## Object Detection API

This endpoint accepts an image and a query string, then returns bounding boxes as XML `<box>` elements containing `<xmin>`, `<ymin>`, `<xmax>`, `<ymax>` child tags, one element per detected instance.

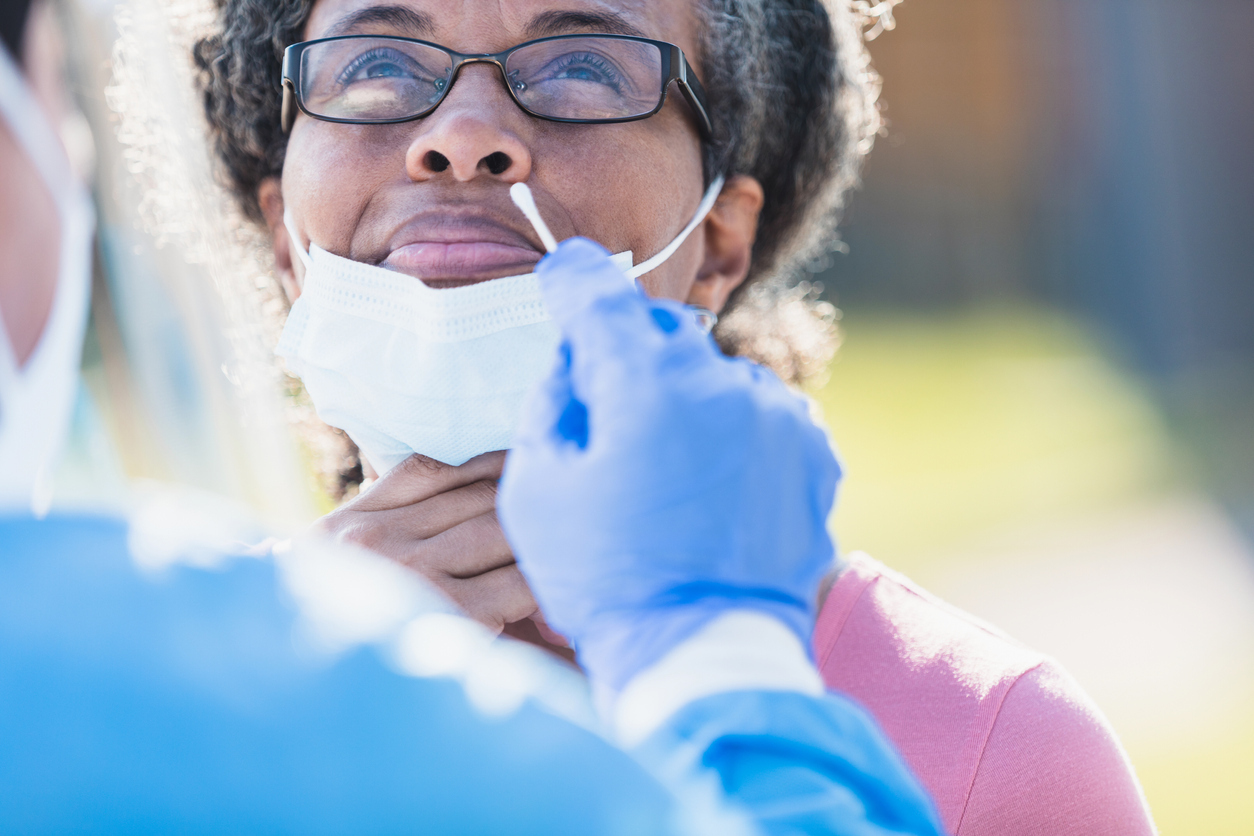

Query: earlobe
<box><xmin>687</xmin><ymin>175</ymin><xmax>764</xmax><ymax>314</ymax></box>
<box><xmin>257</xmin><ymin>177</ymin><xmax>302</xmax><ymax>303</ymax></box>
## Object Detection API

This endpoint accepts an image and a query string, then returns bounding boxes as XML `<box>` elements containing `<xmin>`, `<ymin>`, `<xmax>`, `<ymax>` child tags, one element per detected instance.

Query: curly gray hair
<box><xmin>193</xmin><ymin>1</ymin><xmax>884</xmax><ymax>381</ymax></box>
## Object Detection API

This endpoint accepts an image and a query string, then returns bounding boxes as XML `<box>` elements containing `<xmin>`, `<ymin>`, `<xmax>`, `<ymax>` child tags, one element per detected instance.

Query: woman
<box><xmin>193</xmin><ymin>1</ymin><xmax>1156</xmax><ymax>833</ymax></box>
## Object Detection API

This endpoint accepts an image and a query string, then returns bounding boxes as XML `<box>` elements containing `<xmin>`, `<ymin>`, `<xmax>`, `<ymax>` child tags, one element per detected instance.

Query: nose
<box><xmin>405</xmin><ymin>63</ymin><xmax>532</xmax><ymax>184</ymax></box>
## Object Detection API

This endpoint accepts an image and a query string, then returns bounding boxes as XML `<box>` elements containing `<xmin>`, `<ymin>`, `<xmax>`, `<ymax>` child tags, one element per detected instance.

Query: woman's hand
<box><xmin>312</xmin><ymin>451</ymin><xmax>538</xmax><ymax>634</ymax></box>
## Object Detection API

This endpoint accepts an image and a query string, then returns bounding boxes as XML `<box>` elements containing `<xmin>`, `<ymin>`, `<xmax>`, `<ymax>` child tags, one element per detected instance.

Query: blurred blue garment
<box><xmin>0</xmin><ymin>513</ymin><xmax>675</xmax><ymax>834</ymax></box>
<box><xmin>0</xmin><ymin>512</ymin><xmax>940</xmax><ymax>835</ymax></box>
<box><xmin>648</xmin><ymin>692</ymin><xmax>944</xmax><ymax>836</ymax></box>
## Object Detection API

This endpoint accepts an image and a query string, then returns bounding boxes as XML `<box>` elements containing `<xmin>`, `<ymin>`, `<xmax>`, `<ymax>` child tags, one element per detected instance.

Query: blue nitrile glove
<box><xmin>497</xmin><ymin>238</ymin><xmax>842</xmax><ymax>692</ymax></box>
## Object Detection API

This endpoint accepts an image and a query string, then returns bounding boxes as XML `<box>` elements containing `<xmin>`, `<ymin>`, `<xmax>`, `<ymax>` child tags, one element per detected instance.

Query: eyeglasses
<box><xmin>281</xmin><ymin>34</ymin><xmax>712</xmax><ymax>138</ymax></box>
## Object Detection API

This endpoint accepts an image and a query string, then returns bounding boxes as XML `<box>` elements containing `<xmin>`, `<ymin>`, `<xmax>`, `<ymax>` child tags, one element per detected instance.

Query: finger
<box><xmin>418</xmin><ymin>511</ymin><xmax>516</xmax><ymax>579</ymax></box>
<box><xmin>537</xmin><ymin>238</ymin><xmax>662</xmax><ymax>362</ymax></box>
<box><xmin>536</xmin><ymin>238</ymin><xmax>664</xmax><ymax>412</ymax></box>
<box><xmin>379</xmin><ymin>479</ymin><xmax>500</xmax><ymax>542</ymax></box>
<box><xmin>512</xmin><ymin>343</ymin><xmax>587</xmax><ymax>450</ymax></box>
<box><xmin>445</xmin><ymin>564</ymin><xmax>539</xmax><ymax>633</ymax></box>
<box><xmin>315</xmin><ymin>479</ymin><xmax>500</xmax><ymax>563</ymax></box>
<box><xmin>349</xmin><ymin>450</ymin><xmax>507</xmax><ymax>512</ymax></box>
<box><xmin>536</xmin><ymin>237</ymin><xmax>637</xmax><ymax>326</ymax></box>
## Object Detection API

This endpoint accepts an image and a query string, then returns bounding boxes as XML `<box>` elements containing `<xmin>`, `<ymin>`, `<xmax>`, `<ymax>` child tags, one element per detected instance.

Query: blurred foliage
<box><xmin>1135</xmin><ymin>692</ymin><xmax>1254</xmax><ymax>836</ymax></box>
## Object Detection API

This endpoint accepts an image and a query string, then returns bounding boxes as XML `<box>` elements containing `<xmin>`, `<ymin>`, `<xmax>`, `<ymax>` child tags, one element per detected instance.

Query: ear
<box><xmin>686</xmin><ymin>174</ymin><xmax>764</xmax><ymax>314</ymax></box>
<box><xmin>258</xmin><ymin>177</ymin><xmax>302</xmax><ymax>303</ymax></box>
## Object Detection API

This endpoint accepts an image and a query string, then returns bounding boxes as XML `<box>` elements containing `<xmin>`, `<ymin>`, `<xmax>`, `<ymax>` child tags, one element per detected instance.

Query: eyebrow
<box><xmin>524</xmin><ymin>10</ymin><xmax>648</xmax><ymax>39</ymax></box>
<box><xmin>324</xmin><ymin>6</ymin><xmax>435</xmax><ymax>39</ymax></box>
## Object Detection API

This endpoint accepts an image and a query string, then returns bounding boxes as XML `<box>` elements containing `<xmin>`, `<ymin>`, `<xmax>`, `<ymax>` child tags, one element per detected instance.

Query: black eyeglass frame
<box><xmin>280</xmin><ymin>33</ymin><xmax>713</xmax><ymax>138</ymax></box>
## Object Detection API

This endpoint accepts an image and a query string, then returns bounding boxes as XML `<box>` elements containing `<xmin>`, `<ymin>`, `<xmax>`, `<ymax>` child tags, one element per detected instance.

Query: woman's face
<box><xmin>270</xmin><ymin>0</ymin><xmax>762</xmax><ymax>307</ymax></box>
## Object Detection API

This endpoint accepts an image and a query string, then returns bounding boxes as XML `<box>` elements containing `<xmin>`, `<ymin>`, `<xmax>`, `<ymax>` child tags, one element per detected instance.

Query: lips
<box><xmin>381</xmin><ymin>214</ymin><xmax>545</xmax><ymax>288</ymax></box>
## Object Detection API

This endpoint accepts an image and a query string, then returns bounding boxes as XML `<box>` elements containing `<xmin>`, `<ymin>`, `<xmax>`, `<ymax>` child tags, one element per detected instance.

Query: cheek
<box><xmin>282</xmin><ymin>123</ymin><xmax>396</xmax><ymax>252</ymax></box>
<box><xmin>637</xmin><ymin>245</ymin><xmax>702</xmax><ymax>302</ymax></box>
<box><xmin>539</xmin><ymin>121</ymin><xmax>703</xmax><ymax>278</ymax></box>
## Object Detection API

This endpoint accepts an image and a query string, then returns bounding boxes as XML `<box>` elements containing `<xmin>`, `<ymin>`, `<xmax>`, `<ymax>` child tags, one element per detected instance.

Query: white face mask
<box><xmin>0</xmin><ymin>46</ymin><xmax>95</xmax><ymax>514</ymax></box>
<box><xmin>277</xmin><ymin>177</ymin><xmax>724</xmax><ymax>474</ymax></box>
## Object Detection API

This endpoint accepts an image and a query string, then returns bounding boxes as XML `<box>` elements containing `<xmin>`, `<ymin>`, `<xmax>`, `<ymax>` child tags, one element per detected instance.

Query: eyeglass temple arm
<box><xmin>281</xmin><ymin>46</ymin><xmax>299</xmax><ymax>134</ymax></box>
<box><xmin>281</xmin><ymin>80</ymin><xmax>297</xmax><ymax>133</ymax></box>
<box><xmin>675</xmin><ymin>53</ymin><xmax>713</xmax><ymax>139</ymax></box>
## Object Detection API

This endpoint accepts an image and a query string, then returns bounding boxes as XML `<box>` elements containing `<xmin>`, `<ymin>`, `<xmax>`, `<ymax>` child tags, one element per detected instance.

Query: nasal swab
<box><xmin>509</xmin><ymin>183</ymin><xmax>559</xmax><ymax>254</ymax></box>
<box><xmin>509</xmin><ymin>174</ymin><xmax>727</xmax><ymax>280</ymax></box>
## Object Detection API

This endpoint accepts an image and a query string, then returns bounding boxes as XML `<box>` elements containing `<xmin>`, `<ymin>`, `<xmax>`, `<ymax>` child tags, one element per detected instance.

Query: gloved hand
<box><xmin>497</xmin><ymin>238</ymin><xmax>841</xmax><ymax>692</ymax></box>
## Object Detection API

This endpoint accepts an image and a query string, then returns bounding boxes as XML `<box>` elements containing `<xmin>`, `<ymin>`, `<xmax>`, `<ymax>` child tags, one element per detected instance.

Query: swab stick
<box><xmin>509</xmin><ymin>183</ymin><xmax>559</xmax><ymax>254</ymax></box>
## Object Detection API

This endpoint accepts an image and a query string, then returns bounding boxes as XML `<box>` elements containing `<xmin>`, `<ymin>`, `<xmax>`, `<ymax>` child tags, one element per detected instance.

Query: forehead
<box><xmin>304</xmin><ymin>0</ymin><xmax>701</xmax><ymax>65</ymax></box>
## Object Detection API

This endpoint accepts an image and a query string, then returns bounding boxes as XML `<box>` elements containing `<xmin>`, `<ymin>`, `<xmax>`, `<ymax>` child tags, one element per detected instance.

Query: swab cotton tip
<box><xmin>509</xmin><ymin>182</ymin><xmax>559</xmax><ymax>254</ymax></box>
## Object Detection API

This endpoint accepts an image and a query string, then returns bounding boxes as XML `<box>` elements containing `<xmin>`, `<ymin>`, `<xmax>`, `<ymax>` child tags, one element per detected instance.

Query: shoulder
<box><xmin>814</xmin><ymin>554</ymin><xmax>1152</xmax><ymax>833</ymax></box>
<box><xmin>815</xmin><ymin>553</ymin><xmax>1045</xmax><ymax>695</ymax></box>
<box><xmin>0</xmin><ymin>510</ymin><xmax>275</xmax><ymax>632</ymax></box>
<box><xmin>1</xmin><ymin>512</ymin><xmax>130</xmax><ymax>559</ymax></box>
<box><xmin>0</xmin><ymin>510</ymin><xmax>300</xmax><ymax>694</ymax></box>
<box><xmin>959</xmin><ymin>660</ymin><xmax>1156</xmax><ymax>835</ymax></box>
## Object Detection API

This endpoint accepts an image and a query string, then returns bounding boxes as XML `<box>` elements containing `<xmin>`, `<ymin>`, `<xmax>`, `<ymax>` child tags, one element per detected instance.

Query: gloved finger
<box><xmin>536</xmin><ymin>238</ymin><xmax>664</xmax><ymax>396</ymax></box>
<box><xmin>447</xmin><ymin>564</ymin><xmax>540</xmax><ymax>633</ymax></box>
<box><xmin>644</xmin><ymin>298</ymin><xmax>724</xmax><ymax>368</ymax></box>
<box><xmin>534</xmin><ymin>238</ymin><xmax>662</xmax><ymax>360</ymax></box>
<box><xmin>536</xmin><ymin>237</ymin><xmax>643</xmax><ymax>333</ymax></box>
<box><xmin>511</xmin><ymin>342</ymin><xmax>588</xmax><ymax>451</ymax></box>
<box><xmin>339</xmin><ymin>450</ymin><xmax>506</xmax><ymax>512</ymax></box>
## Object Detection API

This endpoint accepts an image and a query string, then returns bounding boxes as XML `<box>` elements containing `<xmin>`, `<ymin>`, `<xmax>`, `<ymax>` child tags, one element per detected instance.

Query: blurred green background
<box><xmin>810</xmin><ymin>2</ymin><xmax>1254</xmax><ymax>832</ymax></box>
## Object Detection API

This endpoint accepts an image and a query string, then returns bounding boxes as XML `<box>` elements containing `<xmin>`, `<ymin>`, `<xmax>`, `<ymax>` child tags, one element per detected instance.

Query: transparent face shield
<box><xmin>0</xmin><ymin>40</ymin><xmax>94</xmax><ymax>514</ymax></box>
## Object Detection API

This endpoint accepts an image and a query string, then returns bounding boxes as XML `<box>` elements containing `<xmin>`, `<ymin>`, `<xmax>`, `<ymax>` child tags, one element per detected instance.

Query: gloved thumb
<box><xmin>536</xmin><ymin>238</ymin><xmax>663</xmax><ymax>410</ymax></box>
<box><xmin>536</xmin><ymin>238</ymin><xmax>631</xmax><ymax>316</ymax></box>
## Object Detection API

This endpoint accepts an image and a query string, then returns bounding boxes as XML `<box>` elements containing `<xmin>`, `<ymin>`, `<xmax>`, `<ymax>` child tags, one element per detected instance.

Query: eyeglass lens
<box><xmin>299</xmin><ymin>36</ymin><xmax>666</xmax><ymax>123</ymax></box>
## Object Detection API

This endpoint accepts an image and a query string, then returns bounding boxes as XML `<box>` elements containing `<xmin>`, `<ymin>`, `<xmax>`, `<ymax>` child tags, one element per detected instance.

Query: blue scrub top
<box><xmin>0</xmin><ymin>513</ymin><xmax>942</xmax><ymax>835</ymax></box>
<box><xmin>0</xmin><ymin>513</ymin><xmax>679</xmax><ymax>834</ymax></box>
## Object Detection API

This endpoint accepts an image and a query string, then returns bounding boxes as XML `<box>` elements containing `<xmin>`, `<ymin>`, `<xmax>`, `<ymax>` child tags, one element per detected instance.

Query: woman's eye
<box><xmin>360</xmin><ymin>60</ymin><xmax>409</xmax><ymax>80</ymax></box>
<box><xmin>544</xmin><ymin>53</ymin><xmax>623</xmax><ymax>89</ymax></box>
<box><xmin>557</xmin><ymin>64</ymin><xmax>607</xmax><ymax>83</ymax></box>
<box><xmin>339</xmin><ymin>48</ymin><xmax>437</xmax><ymax>86</ymax></box>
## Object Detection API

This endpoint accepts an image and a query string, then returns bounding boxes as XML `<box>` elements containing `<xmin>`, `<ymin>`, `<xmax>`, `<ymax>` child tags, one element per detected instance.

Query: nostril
<box><xmin>425</xmin><ymin>151</ymin><xmax>450</xmax><ymax>172</ymax></box>
<box><xmin>483</xmin><ymin>152</ymin><xmax>511</xmax><ymax>175</ymax></box>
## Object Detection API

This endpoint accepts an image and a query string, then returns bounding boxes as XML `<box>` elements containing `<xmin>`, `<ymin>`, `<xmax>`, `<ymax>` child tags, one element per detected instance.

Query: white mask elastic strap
<box><xmin>0</xmin><ymin>47</ymin><xmax>75</xmax><ymax>215</ymax></box>
<box><xmin>0</xmin><ymin>301</ymin><xmax>18</xmax><ymax>394</ymax></box>
<box><xmin>510</xmin><ymin>176</ymin><xmax>727</xmax><ymax>281</ymax></box>
<box><xmin>0</xmin><ymin>48</ymin><xmax>53</xmax><ymax>387</ymax></box>
<box><xmin>284</xmin><ymin>209</ymin><xmax>314</xmax><ymax>271</ymax></box>
<box><xmin>625</xmin><ymin>174</ymin><xmax>725</xmax><ymax>280</ymax></box>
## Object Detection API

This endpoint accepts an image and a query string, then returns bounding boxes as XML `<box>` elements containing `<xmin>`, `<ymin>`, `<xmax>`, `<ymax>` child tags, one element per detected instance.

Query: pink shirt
<box><xmin>814</xmin><ymin>553</ymin><xmax>1156</xmax><ymax>835</ymax></box>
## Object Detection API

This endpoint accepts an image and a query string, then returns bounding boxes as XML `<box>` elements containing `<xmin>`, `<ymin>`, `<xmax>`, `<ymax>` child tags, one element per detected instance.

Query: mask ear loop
<box><xmin>510</xmin><ymin>175</ymin><xmax>727</xmax><ymax>281</ymax></box>
<box><xmin>283</xmin><ymin>210</ymin><xmax>314</xmax><ymax>272</ymax></box>
<box><xmin>624</xmin><ymin>174</ymin><xmax>725</xmax><ymax>280</ymax></box>
<box><xmin>510</xmin><ymin>179</ymin><xmax>726</xmax><ymax>334</ymax></box>
<box><xmin>0</xmin><ymin>46</ymin><xmax>70</xmax><ymax>395</ymax></box>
